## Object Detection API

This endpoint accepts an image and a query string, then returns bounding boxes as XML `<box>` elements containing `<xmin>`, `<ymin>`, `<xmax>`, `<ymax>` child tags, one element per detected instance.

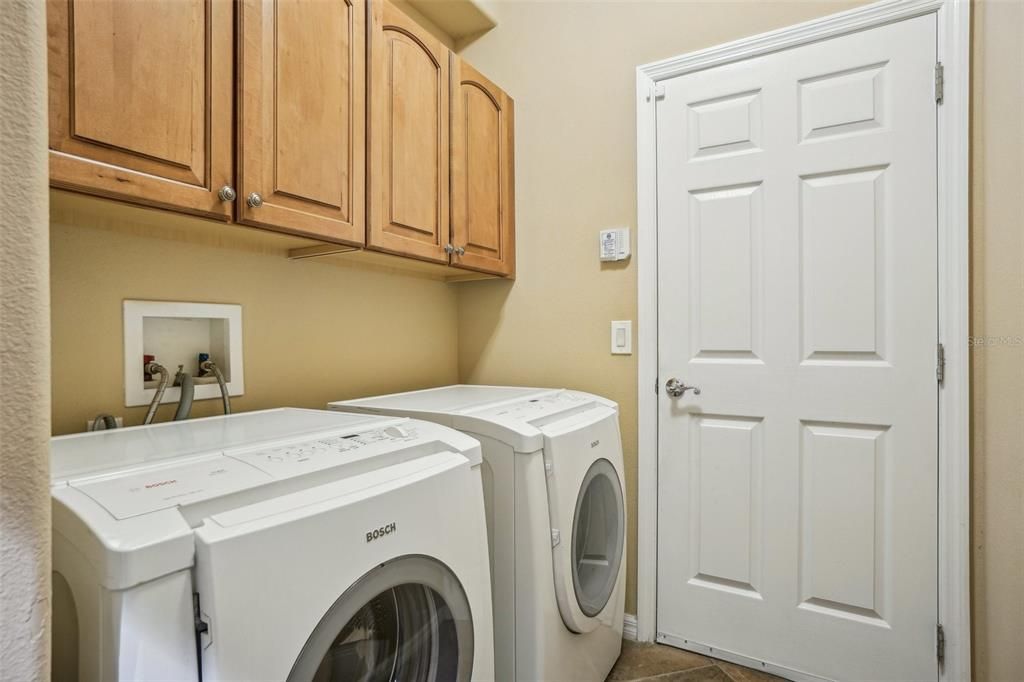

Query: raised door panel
<box><xmin>450</xmin><ymin>56</ymin><xmax>515</xmax><ymax>277</ymax></box>
<box><xmin>238</xmin><ymin>0</ymin><xmax>365</xmax><ymax>245</ymax></box>
<box><xmin>47</xmin><ymin>0</ymin><xmax>232</xmax><ymax>219</ymax></box>
<box><xmin>368</xmin><ymin>0</ymin><xmax>449</xmax><ymax>263</ymax></box>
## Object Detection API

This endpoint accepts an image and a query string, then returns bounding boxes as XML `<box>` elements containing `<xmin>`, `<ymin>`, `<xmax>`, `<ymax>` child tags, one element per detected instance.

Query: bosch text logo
<box><xmin>366</xmin><ymin>522</ymin><xmax>397</xmax><ymax>543</ymax></box>
<box><xmin>144</xmin><ymin>479</ymin><xmax>177</xmax><ymax>489</ymax></box>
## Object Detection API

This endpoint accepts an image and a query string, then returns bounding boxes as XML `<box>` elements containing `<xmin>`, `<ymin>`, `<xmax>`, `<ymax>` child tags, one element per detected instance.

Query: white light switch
<box><xmin>611</xmin><ymin>321</ymin><xmax>632</xmax><ymax>355</ymax></box>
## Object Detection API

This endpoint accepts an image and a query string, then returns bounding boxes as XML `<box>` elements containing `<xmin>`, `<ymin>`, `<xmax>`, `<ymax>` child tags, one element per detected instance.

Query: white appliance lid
<box><xmin>332</xmin><ymin>385</ymin><xmax>619</xmax><ymax>453</ymax></box>
<box><xmin>51</xmin><ymin>408</ymin><xmax>382</xmax><ymax>481</ymax></box>
<box><xmin>339</xmin><ymin>385</ymin><xmax>550</xmax><ymax>414</ymax></box>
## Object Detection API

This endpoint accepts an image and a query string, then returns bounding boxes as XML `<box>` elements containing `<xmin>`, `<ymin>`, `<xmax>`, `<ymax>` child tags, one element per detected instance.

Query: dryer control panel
<box><xmin>469</xmin><ymin>390</ymin><xmax>590</xmax><ymax>421</ymax></box>
<box><xmin>451</xmin><ymin>389</ymin><xmax>619</xmax><ymax>454</ymax></box>
<box><xmin>470</xmin><ymin>390</ymin><xmax>609</xmax><ymax>432</ymax></box>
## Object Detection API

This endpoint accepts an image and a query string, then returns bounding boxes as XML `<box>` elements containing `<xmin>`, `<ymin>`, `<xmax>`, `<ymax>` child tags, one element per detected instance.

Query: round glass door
<box><xmin>571</xmin><ymin>458</ymin><xmax>625</xmax><ymax>617</ymax></box>
<box><xmin>288</xmin><ymin>556</ymin><xmax>474</xmax><ymax>682</ymax></box>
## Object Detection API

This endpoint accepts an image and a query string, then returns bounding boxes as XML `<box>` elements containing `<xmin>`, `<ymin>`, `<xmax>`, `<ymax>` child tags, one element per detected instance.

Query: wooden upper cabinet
<box><xmin>367</xmin><ymin>0</ymin><xmax>450</xmax><ymax>263</ymax></box>
<box><xmin>238</xmin><ymin>0</ymin><xmax>365</xmax><ymax>245</ymax></box>
<box><xmin>47</xmin><ymin>0</ymin><xmax>233</xmax><ymax>219</ymax></box>
<box><xmin>49</xmin><ymin>0</ymin><xmax>516</xmax><ymax>278</ymax></box>
<box><xmin>450</xmin><ymin>56</ymin><xmax>515</xmax><ymax>277</ymax></box>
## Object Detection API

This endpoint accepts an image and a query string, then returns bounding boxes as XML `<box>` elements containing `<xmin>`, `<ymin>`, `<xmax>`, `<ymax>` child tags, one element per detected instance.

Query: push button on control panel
<box><xmin>384</xmin><ymin>425</ymin><xmax>412</xmax><ymax>439</ymax></box>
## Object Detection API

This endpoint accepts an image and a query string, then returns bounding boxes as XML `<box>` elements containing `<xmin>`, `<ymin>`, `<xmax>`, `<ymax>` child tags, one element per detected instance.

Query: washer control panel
<box><xmin>71</xmin><ymin>457</ymin><xmax>273</xmax><ymax>520</ymax></box>
<box><xmin>69</xmin><ymin>421</ymin><xmax>424</xmax><ymax>519</ymax></box>
<box><xmin>228</xmin><ymin>424</ymin><xmax>420</xmax><ymax>478</ymax></box>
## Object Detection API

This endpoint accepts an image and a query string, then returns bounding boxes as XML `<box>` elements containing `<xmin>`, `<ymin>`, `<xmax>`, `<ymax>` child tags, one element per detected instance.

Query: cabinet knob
<box><xmin>444</xmin><ymin>243</ymin><xmax>455</xmax><ymax>255</ymax></box>
<box><xmin>217</xmin><ymin>185</ymin><xmax>237</xmax><ymax>202</ymax></box>
<box><xmin>247</xmin><ymin>192</ymin><xmax>263</xmax><ymax>208</ymax></box>
<box><xmin>455</xmin><ymin>246</ymin><xmax>466</xmax><ymax>256</ymax></box>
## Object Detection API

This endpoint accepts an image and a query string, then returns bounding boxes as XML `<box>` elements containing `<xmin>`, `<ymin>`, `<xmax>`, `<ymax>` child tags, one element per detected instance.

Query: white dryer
<box><xmin>51</xmin><ymin>408</ymin><xmax>494</xmax><ymax>682</ymax></box>
<box><xmin>331</xmin><ymin>386</ymin><xmax>626</xmax><ymax>682</ymax></box>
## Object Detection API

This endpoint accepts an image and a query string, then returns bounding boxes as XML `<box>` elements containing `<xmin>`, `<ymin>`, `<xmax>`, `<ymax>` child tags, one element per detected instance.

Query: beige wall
<box><xmin>455</xmin><ymin>0</ymin><xmax>866</xmax><ymax>619</ymax></box>
<box><xmin>40</xmin><ymin>1</ymin><xmax>1024</xmax><ymax>679</ymax></box>
<box><xmin>0</xmin><ymin>0</ymin><xmax>51</xmax><ymax>678</ymax></box>
<box><xmin>457</xmin><ymin>0</ymin><xmax>1024</xmax><ymax>678</ymax></box>
<box><xmin>50</xmin><ymin>193</ymin><xmax>460</xmax><ymax>435</ymax></box>
<box><xmin>970</xmin><ymin>1</ymin><xmax>1024</xmax><ymax>679</ymax></box>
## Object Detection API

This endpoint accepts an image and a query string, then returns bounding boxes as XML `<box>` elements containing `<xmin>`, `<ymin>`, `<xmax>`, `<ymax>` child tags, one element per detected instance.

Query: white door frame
<box><xmin>634</xmin><ymin>1</ymin><xmax>971</xmax><ymax>680</ymax></box>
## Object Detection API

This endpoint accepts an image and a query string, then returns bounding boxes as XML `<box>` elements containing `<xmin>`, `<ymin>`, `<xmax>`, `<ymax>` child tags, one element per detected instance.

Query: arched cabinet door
<box><xmin>450</xmin><ymin>56</ymin><xmax>516</xmax><ymax>278</ymax></box>
<box><xmin>237</xmin><ymin>0</ymin><xmax>366</xmax><ymax>245</ymax></box>
<box><xmin>47</xmin><ymin>0</ymin><xmax>233</xmax><ymax>219</ymax></box>
<box><xmin>367</xmin><ymin>0</ymin><xmax>450</xmax><ymax>263</ymax></box>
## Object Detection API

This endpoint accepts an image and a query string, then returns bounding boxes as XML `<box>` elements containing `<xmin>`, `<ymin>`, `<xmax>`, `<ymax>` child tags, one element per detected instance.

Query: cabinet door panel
<box><xmin>450</xmin><ymin>56</ymin><xmax>515</xmax><ymax>277</ymax></box>
<box><xmin>47</xmin><ymin>0</ymin><xmax>232</xmax><ymax>219</ymax></box>
<box><xmin>238</xmin><ymin>0</ymin><xmax>365</xmax><ymax>244</ymax></box>
<box><xmin>368</xmin><ymin>0</ymin><xmax>449</xmax><ymax>263</ymax></box>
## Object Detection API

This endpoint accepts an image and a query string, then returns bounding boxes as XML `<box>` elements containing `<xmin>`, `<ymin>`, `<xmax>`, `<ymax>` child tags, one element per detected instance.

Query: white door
<box><xmin>656</xmin><ymin>15</ymin><xmax>938</xmax><ymax>682</ymax></box>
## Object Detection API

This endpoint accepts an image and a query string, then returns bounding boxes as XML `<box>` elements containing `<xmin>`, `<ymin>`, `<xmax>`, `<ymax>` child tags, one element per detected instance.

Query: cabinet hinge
<box><xmin>653</xmin><ymin>83</ymin><xmax>666</xmax><ymax>101</ymax></box>
<box><xmin>937</xmin><ymin>623</ymin><xmax>946</xmax><ymax>663</ymax></box>
<box><xmin>936</xmin><ymin>343</ymin><xmax>945</xmax><ymax>384</ymax></box>
<box><xmin>935</xmin><ymin>62</ymin><xmax>944</xmax><ymax>104</ymax></box>
<box><xmin>654</xmin><ymin>376</ymin><xmax>659</xmax><ymax>394</ymax></box>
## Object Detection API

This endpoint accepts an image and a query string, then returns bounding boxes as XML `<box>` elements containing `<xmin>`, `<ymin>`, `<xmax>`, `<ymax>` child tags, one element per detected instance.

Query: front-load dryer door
<box><xmin>540</xmin><ymin>407</ymin><xmax>626</xmax><ymax>634</ymax></box>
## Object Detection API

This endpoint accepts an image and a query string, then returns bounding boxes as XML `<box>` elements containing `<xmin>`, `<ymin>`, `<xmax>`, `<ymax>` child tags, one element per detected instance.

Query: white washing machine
<box><xmin>51</xmin><ymin>408</ymin><xmax>495</xmax><ymax>682</ymax></box>
<box><xmin>331</xmin><ymin>386</ymin><xmax>626</xmax><ymax>682</ymax></box>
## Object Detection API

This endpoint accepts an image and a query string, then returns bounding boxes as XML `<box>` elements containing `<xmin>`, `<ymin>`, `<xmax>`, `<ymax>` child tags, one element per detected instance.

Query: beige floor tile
<box><xmin>652</xmin><ymin>664</ymin><xmax>736</xmax><ymax>681</ymax></box>
<box><xmin>606</xmin><ymin>642</ymin><xmax>713</xmax><ymax>681</ymax></box>
<box><xmin>605</xmin><ymin>642</ymin><xmax>789</xmax><ymax>682</ymax></box>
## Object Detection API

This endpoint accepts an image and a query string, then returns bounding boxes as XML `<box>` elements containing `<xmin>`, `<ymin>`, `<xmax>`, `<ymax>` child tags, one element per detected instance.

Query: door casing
<box><xmin>633</xmin><ymin>1</ymin><xmax>971</xmax><ymax>680</ymax></box>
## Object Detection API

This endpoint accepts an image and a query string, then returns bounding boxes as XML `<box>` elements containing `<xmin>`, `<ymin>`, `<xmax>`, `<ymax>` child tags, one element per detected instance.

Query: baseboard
<box><xmin>622</xmin><ymin>613</ymin><xmax>638</xmax><ymax>641</ymax></box>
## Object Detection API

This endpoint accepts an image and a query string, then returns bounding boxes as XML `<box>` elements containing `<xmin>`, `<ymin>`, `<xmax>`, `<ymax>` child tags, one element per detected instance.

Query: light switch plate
<box><xmin>611</xmin><ymin>320</ymin><xmax>632</xmax><ymax>355</ymax></box>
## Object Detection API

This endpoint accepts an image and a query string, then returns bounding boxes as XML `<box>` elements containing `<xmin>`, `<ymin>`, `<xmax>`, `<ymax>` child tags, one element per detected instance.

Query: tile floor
<box><xmin>607</xmin><ymin>641</ymin><xmax>786</xmax><ymax>682</ymax></box>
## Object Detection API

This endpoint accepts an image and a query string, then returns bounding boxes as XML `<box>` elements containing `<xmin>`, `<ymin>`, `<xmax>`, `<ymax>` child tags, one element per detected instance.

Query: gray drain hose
<box><xmin>143</xmin><ymin>362</ymin><xmax>170</xmax><ymax>425</ymax></box>
<box><xmin>173</xmin><ymin>367</ymin><xmax>194</xmax><ymax>421</ymax></box>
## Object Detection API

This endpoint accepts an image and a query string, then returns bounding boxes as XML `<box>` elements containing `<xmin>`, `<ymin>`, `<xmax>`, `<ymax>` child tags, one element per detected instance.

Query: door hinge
<box><xmin>936</xmin><ymin>343</ymin><xmax>946</xmax><ymax>384</ymax></box>
<box><xmin>935</xmin><ymin>62</ymin><xmax>944</xmax><ymax>104</ymax></box>
<box><xmin>937</xmin><ymin>624</ymin><xmax>946</xmax><ymax>663</ymax></box>
<box><xmin>654</xmin><ymin>376</ymin><xmax>659</xmax><ymax>394</ymax></box>
<box><xmin>654</xmin><ymin>83</ymin><xmax>666</xmax><ymax>101</ymax></box>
